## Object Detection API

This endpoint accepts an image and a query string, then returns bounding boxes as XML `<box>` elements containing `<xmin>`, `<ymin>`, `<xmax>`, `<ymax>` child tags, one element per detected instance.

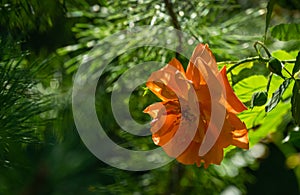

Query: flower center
<box><xmin>182</xmin><ymin>107</ymin><xmax>196</xmax><ymax>122</ymax></box>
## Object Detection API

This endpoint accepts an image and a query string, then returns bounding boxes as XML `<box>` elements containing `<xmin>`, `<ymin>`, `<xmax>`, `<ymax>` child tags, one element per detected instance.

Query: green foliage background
<box><xmin>1</xmin><ymin>0</ymin><xmax>300</xmax><ymax>194</ymax></box>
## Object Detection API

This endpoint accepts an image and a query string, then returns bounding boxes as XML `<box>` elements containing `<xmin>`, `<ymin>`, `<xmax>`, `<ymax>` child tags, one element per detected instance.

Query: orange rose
<box><xmin>144</xmin><ymin>44</ymin><xmax>249</xmax><ymax>168</ymax></box>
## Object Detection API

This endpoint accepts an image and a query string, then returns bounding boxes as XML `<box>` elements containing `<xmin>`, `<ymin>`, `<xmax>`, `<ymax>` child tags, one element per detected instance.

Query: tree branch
<box><xmin>164</xmin><ymin>0</ymin><xmax>181</xmax><ymax>31</ymax></box>
<box><xmin>164</xmin><ymin>0</ymin><xmax>182</xmax><ymax>57</ymax></box>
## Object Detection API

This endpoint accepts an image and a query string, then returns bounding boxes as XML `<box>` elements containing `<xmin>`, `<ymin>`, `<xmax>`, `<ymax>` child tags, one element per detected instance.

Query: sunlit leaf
<box><xmin>234</xmin><ymin>75</ymin><xmax>268</xmax><ymax>105</ymax></box>
<box><xmin>246</xmin><ymin>103</ymin><xmax>290</xmax><ymax>147</ymax></box>
<box><xmin>265</xmin><ymin>78</ymin><xmax>291</xmax><ymax>112</ymax></box>
<box><xmin>292</xmin><ymin>51</ymin><xmax>300</xmax><ymax>75</ymax></box>
<box><xmin>291</xmin><ymin>80</ymin><xmax>300</xmax><ymax>125</ymax></box>
<box><xmin>272</xmin><ymin>50</ymin><xmax>296</xmax><ymax>61</ymax></box>
<box><xmin>231</xmin><ymin>62</ymin><xmax>269</xmax><ymax>86</ymax></box>
<box><xmin>271</xmin><ymin>23</ymin><xmax>300</xmax><ymax>41</ymax></box>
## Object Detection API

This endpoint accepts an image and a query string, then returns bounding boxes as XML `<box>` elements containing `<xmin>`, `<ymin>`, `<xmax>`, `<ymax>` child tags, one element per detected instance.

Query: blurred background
<box><xmin>1</xmin><ymin>0</ymin><xmax>300</xmax><ymax>194</ymax></box>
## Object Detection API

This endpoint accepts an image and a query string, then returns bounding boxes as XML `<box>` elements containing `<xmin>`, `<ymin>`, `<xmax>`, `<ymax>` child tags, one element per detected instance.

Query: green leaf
<box><xmin>230</xmin><ymin>62</ymin><xmax>269</xmax><ymax>86</ymax></box>
<box><xmin>268</xmin><ymin>57</ymin><xmax>284</xmax><ymax>78</ymax></box>
<box><xmin>272</xmin><ymin>50</ymin><xmax>296</xmax><ymax>61</ymax></box>
<box><xmin>292</xmin><ymin>51</ymin><xmax>300</xmax><ymax>75</ymax></box>
<box><xmin>265</xmin><ymin>78</ymin><xmax>291</xmax><ymax>112</ymax></box>
<box><xmin>246</xmin><ymin>103</ymin><xmax>289</xmax><ymax>147</ymax></box>
<box><xmin>233</xmin><ymin>75</ymin><xmax>268</xmax><ymax>104</ymax></box>
<box><xmin>271</xmin><ymin>23</ymin><xmax>300</xmax><ymax>41</ymax></box>
<box><xmin>291</xmin><ymin>80</ymin><xmax>300</xmax><ymax>125</ymax></box>
<box><xmin>286</xmin><ymin>130</ymin><xmax>300</xmax><ymax>148</ymax></box>
<box><xmin>265</xmin><ymin>0</ymin><xmax>276</xmax><ymax>39</ymax></box>
<box><xmin>251</xmin><ymin>91</ymin><xmax>268</xmax><ymax>108</ymax></box>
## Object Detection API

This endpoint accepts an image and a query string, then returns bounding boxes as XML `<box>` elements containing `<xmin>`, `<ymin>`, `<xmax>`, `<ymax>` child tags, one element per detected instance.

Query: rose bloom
<box><xmin>144</xmin><ymin>44</ymin><xmax>249</xmax><ymax>168</ymax></box>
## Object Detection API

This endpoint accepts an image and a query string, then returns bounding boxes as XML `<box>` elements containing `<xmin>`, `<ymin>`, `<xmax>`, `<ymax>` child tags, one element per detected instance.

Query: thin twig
<box><xmin>254</xmin><ymin>41</ymin><xmax>271</xmax><ymax>59</ymax></box>
<box><xmin>225</xmin><ymin>56</ymin><xmax>261</xmax><ymax>73</ymax></box>
<box><xmin>283</xmin><ymin>67</ymin><xmax>295</xmax><ymax>80</ymax></box>
<box><xmin>282</xmin><ymin>60</ymin><xmax>296</xmax><ymax>64</ymax></box>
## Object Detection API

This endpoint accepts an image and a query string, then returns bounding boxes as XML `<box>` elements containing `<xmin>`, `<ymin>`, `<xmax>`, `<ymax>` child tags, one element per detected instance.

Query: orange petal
<box><xmin>186</xmin><ymin>60</ymin><xmax>201</xmax><ymax>88</ymax></box>
<box><xmin>187</xmin><ymin>52</ymin><xmax>224</xmax><ymax>106</ymax></box>
<box><xmin>220</xmin><ymin>67</ymin><xmax>247</xmax><ymax>114</ymax></box>
<box><xmin>192</xmin><ymin>113</ymin><xmax>206</xmax><ymax>143</ymax></box>
<box><xmin>227</xmin><ymin>113</ymin><xmax>249</xmax><ymax>149</ymax></box>
<box><xmin>168</xmin><ymin>58</ymin><xmax>185</xmax><ymax>74</ymax></box>
<box><xmin>176</xmin><ymin>139</ymin><xmax>224</xmax><ymax>168</ymax></box>
<box><xmin>176</xmin><ymin>141</ymin><xmax>201</xmax><ymax>165</ymax></box>
<box><xmin>152</xmin><ymin>126</ymin><xmax>177</xmax><ymax>146</ymax></box>
<box><xmin>144</xmin><ymin>101</ymin><xmax>180</xmax><ymax>135</ymax></box>
<box><xmin>202</xmin><ymin>142</ymin><xmax>224</xmax><ymax>168</ymax></box>
<box><xmin>161</xmin><ymin>113</ymin><xmax>199</xmax><ymax>158</ymax></box>
<box><xmin>218</xmin><ymin>112</ymin><xmax>249</xmax><ymax>149</ymax></box>
<box><xmin>186</xmin><ymin>44</ymin><xmax>218</xmax><ymax>87</ymax></box>
<box><xmin>146</xmin><ymin>59</ymin><xmax>189</xmax><ymax>101</ymax></box>
<box><xmin>232</xmin><ymin>128</ymin><xmax>249</xmax><ymax>149</ymax></box>
<box><xmin>146</xmin><ymin>81</ymin><xmax>177</xmax><ymax>101</ymax></box>
<box><xmin>143</xmin><ymin>102</ymin><xmax>164</xmax><ymax>119</ymax></box>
